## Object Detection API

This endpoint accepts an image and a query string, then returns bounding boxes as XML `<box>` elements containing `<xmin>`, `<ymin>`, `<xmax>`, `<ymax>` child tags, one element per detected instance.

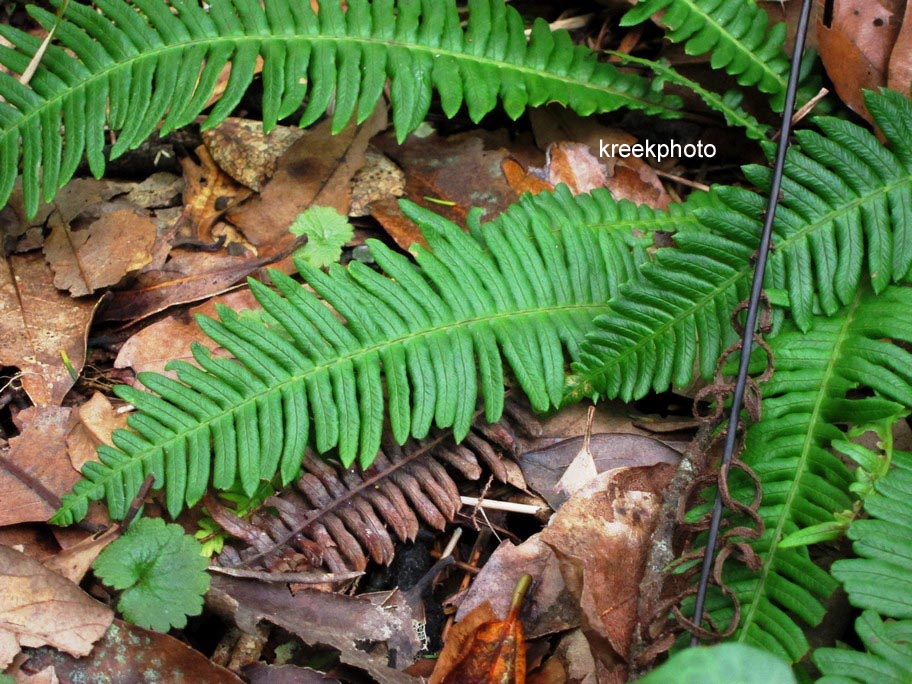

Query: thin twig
<box><xmin>207</xmin><ymin>566</ymin><xmax>363</xmax><ymax>584</ymax></box>
<box><xmin>459</xmin><ymin>496</ymin><xmax>543</xmax><ymax>515</ymax></box>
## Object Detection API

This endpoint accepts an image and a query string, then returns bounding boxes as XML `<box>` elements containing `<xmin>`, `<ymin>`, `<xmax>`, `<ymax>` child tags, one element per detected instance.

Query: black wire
<box><xmin>689</xmin><ymin>0</ymin><xmax>816</xmax><ymax>645</ymax></box>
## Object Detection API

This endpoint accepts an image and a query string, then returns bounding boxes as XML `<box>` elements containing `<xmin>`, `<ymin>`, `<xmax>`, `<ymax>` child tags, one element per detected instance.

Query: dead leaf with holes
<box><xmin>43</xmin><ymin>209</ymin><xmax>157</xmax><ymax>296</ymax></box>
<box><xmin>817</xmin><ymin>0</ymin><xmax>905</xmax><ymax>122</ymax></box>
<box><xmin>0</xmin><ymin>253</ymin><xmax>97</xmax><ymax>406</ymax></box>
<box><xmin>0</xmin><ymin>545</ymin><xmax>113</xmax><ymax>669</ymax></box>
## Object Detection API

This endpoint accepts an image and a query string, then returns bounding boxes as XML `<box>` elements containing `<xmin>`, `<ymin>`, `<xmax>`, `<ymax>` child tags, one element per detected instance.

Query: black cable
<box><xmin>689</xmin><ymin>0</ymin><xmax>816</xmax><ymax>645</ymax></box>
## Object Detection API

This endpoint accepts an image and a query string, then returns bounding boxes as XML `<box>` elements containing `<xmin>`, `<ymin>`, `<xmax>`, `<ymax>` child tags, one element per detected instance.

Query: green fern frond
<box><xmin>0</xmin><ymin>0</ymin><xmax>681</xmax><ymax>217</ymax></box>
<box><xmin>707</xmin><ymin>286</ymin><xmax>912</xmax><ymax>662</ymax></box>
<box><xmin>607</xmin><ymin>52</ymin><xmax>770</xmax><ymax>141</ymax></box>
<box><xmin>814</xmin><ymin>450</ymin><xmax>912</xmax><ymax>682</ymax></box>
<box><xmin>51</xmin><ymin>186</ymin><xmax>690</xmax><ymax>525</ymax></box>
<box><xmin>621</xmin><ymin>0</ymin><xmax>789</xmax><ymax>106</ymax></box>
<box><xmin>570</xmin><ymin>89</ymin><xmax>912</xmax><ymax>401</ymax></box>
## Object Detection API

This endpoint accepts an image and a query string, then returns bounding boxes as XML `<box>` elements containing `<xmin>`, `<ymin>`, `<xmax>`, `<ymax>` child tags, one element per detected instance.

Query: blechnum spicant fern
<box><xmin>814</xmin><ymin>449</ymin><xmax>912</xmax><ymax>682</ymax></box>
<box><xmin>704</xmin><ymin>286</ymin><xmax>912</xmax><ymax>663</ymax></box>
<box><xmin>52</xmin><ymin>186</ymin><xmax>698</xmax><ymax>524</ymax></box>
<box><xmin>0</xmin><ymin>0</ymin><xmax>682</xmax><ymax>218</ymax></box>
<box><xmin>621</xmin><ymin>0</ymin><xmax>790</xmax><ymax>107</ymax></box>
<box><xmin>570</xmin><ymin>89</ymin><xmax>912</xmax><ymax>403</ymax></box>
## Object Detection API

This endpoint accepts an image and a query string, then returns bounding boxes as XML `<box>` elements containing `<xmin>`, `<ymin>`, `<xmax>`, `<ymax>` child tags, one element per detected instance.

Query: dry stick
<box><xmin>653</xmin><ymin>169</ymin><xmax>711</xmax><ymax>192</ymax></box>
<box><xmin>18</xmin><ymin>0</ymin><xmax>69</xmax><ymax>86</ymax></box>
<box><xmin>689</xmin><ymin>0</ymin><xmax>816</xmax><ymax>642</ymax></box>
<box><xmin>207</xmin><ymin>566</ymin><xmax>363</xmax><ymax>584</ymax></box>
<box><xmin>630</xmin><ymin>420</ymin><xmax>717</xmax><ymax>674</ymax></box>
<box><xmin>459</xmin><ymin>496</ymin><xmax>543</xmax><ymax>515</ymax></box>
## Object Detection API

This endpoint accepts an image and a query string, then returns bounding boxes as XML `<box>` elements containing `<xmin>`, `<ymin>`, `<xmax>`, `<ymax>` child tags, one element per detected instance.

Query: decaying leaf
<box><xmin>43</xmin><ymin>209</ymin><xmax>157</xmax><ymax>296</ymax></box>
<box><xmin>18</xmin><ymin>619</ymin><xmax>244</xmax><ymax>683</ymax></box>
<box><xmin>817</xmin><ymin>0</ymin><xmax>903</xmax><ymax>121</ymax></box>
<box><xmin>243</xmin><ymin>663</ymin><xmax>341</xmax><ymax>684</ymax></box>
<box><xmin>208</xmin><ymin>575</ymin><xmax>422</xmax><ymax>684</ymax></box>
<box><xmin>431</xmin><ymin>574</ymin><xmax>532</xmax><ymax>684</ymax></box>
<box><xmin>350</xmin><ymin>148</ymin><xmax>406</xmax><ymax>217</ymax></box>
<box><xmin>539</xmin><ymin>464</ymin><xmax>676</xmax><ymax>680</ymax></box>
<box><xmin>0</xmin><ymin>253</ymin><xmax>97</xmax><ymax>406</ymax></box>
<box><xmin>520</xmin><ymin>433</ymin><xmax>680</xmax><ymax>511</ymax></box>
<box><xmin>202</xmin><ymin>118</ymin><xmax>306</xmax><ymax>192</ymax></box>
<box><xmin>0</xmin><ymin>545</ymin><xmax>113</xmax><ymax>669</ymax></box>
<box><xmin>65</xmin><ymin>392</ymin><xmax>127</xmax><ymax>471</ymax></box>
<box><xmin>456</xmin><ymin>537</ymin><xmax>580</xmax><ymax>639</ymax></box>
<box><xmin>176</xmin><ymin>145</ymin><xmax>252</xmax><ymax>243</ymax></box>
<box><xmin>114</xmin><ymin>288</ymin><xmax>260</xmax><ymax>377</ymax></box>
<box><xmin>42</xmin><ymin>525</ymin><xmax>120</xmax><ymax>585</ymax></box>
<box><xmin>888</xmin><ymin>0</ymin><xmax>912</xmax><ymax>95</ymax></box>
<box><xmin>98</xmin><ymin>247</ymin><xmax>277</xmax><ymax>323</ymax></box>
<box><xmin>0</xmin><ymin>407</ymin><xmax>80</xmax><ymax>527</ymax></box>
<box><xmin>370</xmin><ymin>129</ymin><xmax>529</xmax><ymax>250</ymax></box>
<box><xmin>227</xmin><ymin>105</ymin><xmax>387</xmax><ymax>247</ymax></box>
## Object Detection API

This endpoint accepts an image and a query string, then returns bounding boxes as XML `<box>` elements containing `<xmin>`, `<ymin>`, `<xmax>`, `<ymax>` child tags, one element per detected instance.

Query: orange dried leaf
<box><xmin>432</xmin><ymin>575</ymin><xmax>532</xmax><ymax>684</ymax></box>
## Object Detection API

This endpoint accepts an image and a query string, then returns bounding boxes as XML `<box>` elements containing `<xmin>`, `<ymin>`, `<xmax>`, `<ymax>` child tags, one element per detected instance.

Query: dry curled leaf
<box><xmin>177</xmin><ymin>145</ymin><xmax>252</xmax><ymax>243</ymax></box>
<box><xmin>0</xmin><ymin>545</ymin><xmax>113</xmax><ymax>669</ymax></box>
<box><xmin>65</xmin><ymin>392</ymin><xmax>128</xmax><ymax>471</ymax></box>
<box><xmin>0</xmin><ymin>253</ymin><xmax>97</xmax><ymax>406</ymax></box>
<box><xmin>432</xmin><ymin>574</ymin><xmax>532</xmax><ymax>684</ymax></box>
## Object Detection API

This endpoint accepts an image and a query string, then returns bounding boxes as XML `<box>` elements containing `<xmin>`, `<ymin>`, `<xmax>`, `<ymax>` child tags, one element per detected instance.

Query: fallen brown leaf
<box><xmin>457</xmin><ymin>537</ymin><xmax>579</xmax><ymax>639</ymax></box>
<box><xmin>432</xmin><ymin>574</ymin><xmax>532</xmax><ymax>684</ymax></box>
<box><xmin>527</xmin><ymin>629</ymin><xmax>598</xmax><ymax>684</ymax></box>
<box><xmin>539</xmin><ymin>464</ymin><xmax>676</xmax><ymax>680</ymax></box>
<box><xmin>42</xmin><ymin>525</ymin><xmax>120</xmax><ymax>585</ymax></box>
<box><xmin>818</xmin><ymin>0</ymin><xmax>903</xmax><ymax>122</ymax></box>
<box><xmin>227</xmin><ymin>104</ymin><xmax>388</xmax><ymax>247</ymax></box>
<box><xmin>208</xmin><ymin>575</ymin><xmax>422</xmax><ymax>684</ymax></box>
<box><xmin>0</xmin><ymin>253</ymin><xmax>97</xmax><ymax>406</ymax></box>
<box><xmin>0</xmin><ymin>407</ymin><xmax>80</xmax><ymax>527</ymax></box>
<box><xmin>43</xmin><ymin>209</ymin><xmax>156</xmax><ymax>297</ymax></box>
<box><xmin>0</xmin><ymin>545</ymin><xmax>113</xmax><ymax>669</ymax></box>
<box><xmin>243</xmin><ymin>663</ymin><xmax>341</xmax><ymax>684</ymax></box>
<box><xmin>520</xmin><ymin>433</ymin><xmax>680</xmax><ymax>511</ymax></box>
<box><xmin>17</xmin><ymin>619</ymin><xmax>244</xmax><ymax>684</ymax></box>
<box><xmin>97</xmin><ymin>246</ymin><xmax>285</xmax><ymax>323</ymax></box>
<box><xmin>371</xmin><ymin>129</ymin><xmax>531</xmax><ymax>250</ymax></box>
<box><xmin>888</xmin><ymin>0</ymin><xmax>912</xmax><ymax>94</ymax></box>
<box><xmin>202</xmin><ymin>118</ymin><xmax>306</xmax><ymax>192</ymax></box>
<box><xmin>177</xmin><ymin>145</ymin><xmax>252</xmax><ymax>243</ymax></box>
<box><xmin>114</xmin><ymin>288</ymin><xmax>260</xmax><ymax>377</ymax></box>
<box><xmin>64</xmin><ymin>392</ymin><xmax>127</xmax><ymax>471</ymax></box>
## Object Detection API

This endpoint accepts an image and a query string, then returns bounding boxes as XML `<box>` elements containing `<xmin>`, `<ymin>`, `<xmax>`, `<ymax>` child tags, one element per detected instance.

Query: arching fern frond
<box><xmin>620</xmin><ymin>0</ymin><xmax>789</xmax><ymax>106</ymax></box>
<box><xmin>607</xmin><ymin>52</ymin><xmax>770</xmax><ymax>141</ymax></box>
<box><xmin>707</xmin><ymin>286</ymin><xmax>912</xmax><ymax>662</ymax></box>
<box><xmin>814</xmin><ymin>450</ymin><xmax>912</xmax><ymax>682</ymax></box>
<box><xmin>51</xmin><ymin>186</ymin><xmax>691</xmax><ymax>525</ymax></box>
<box><xmin>570</xmin><ymin>89</ymin><xmax>912</xmax><ymax>401</ymax></box>
<box><xmin>0</xmin><ymin>0</ymin><xmax>680</xmax><ymax>217</ymax></box>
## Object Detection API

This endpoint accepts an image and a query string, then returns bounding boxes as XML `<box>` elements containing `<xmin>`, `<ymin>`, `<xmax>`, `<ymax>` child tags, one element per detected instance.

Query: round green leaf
<box><xmin>636</xmin><ymin>644</ymin><xmax>796</xmax><ymax>684</ymax></box>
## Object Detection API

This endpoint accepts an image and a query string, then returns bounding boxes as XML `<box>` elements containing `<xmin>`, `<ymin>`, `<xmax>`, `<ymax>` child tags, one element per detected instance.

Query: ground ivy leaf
<box><xmin>92</xmin><ymin>518</ymin><xmax>210</xmax><ymax>633</ymax></box>
<box><xmin>289</xmin><ymin>205</ymin><xmax>354</xmax><ymax>268</ymax></box>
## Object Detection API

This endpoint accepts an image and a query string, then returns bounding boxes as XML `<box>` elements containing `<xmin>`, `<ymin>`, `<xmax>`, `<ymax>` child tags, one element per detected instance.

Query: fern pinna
<box><xmin>51</xmin><ymin>187</ymin><xmax>694</xmax><ymax>524</ymax></box>
<box><xmin>621</xmin><ymin>0</ymin><xmax>789</xmax><ymax>106</ymax></box>
<box><xmin>0</xmin><ymin>0</ymin><xmax>681</xmax><ymax>218</ymax></box>
<box><xmin>815</xmin><ymin>450</ymin><xmax>912</xmax><ymax>682</ymax></box>
<box><xmin>696</xmin><ymin>286</ymin><xmax>912</xmax><ymax>663</ymax></box>
<box><xmin>570</xmin><ymin>89</ymin><xmax>912</xmax><ymax>402</ymax></box>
